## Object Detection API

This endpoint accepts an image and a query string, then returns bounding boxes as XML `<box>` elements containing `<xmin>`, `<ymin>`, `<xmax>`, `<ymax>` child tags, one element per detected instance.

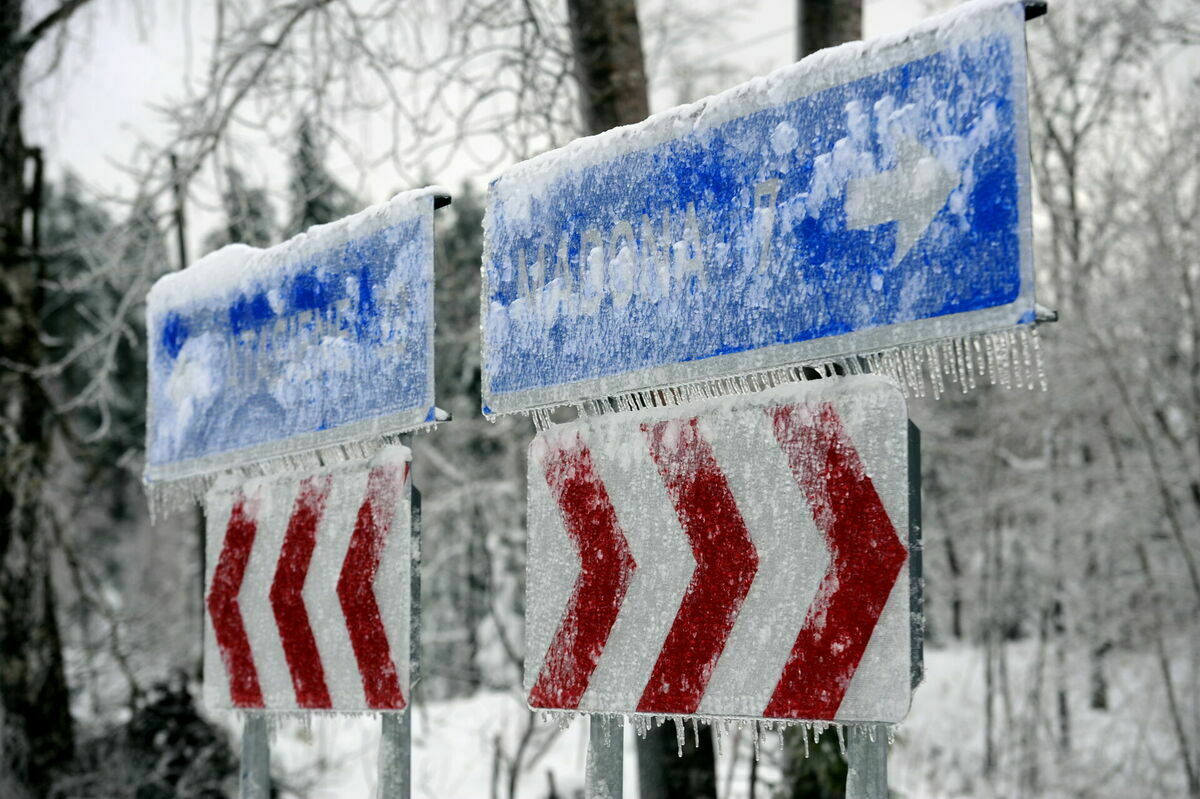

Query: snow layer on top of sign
<box><xmin>149</xmin><ymin>186</ymin><xmax>446</xmax><ymax>311</ymax></box>
<box><xmin>524</xmin><ymin>375</ymin><xmax>915</xmax><ymax>724</ymax></box>
<box><xmin>482</xmin><ymin>0</ymin><xmax>1035</xmax><ymax>415</ymax></box>
<box><xmin>145</xmin><ymin>187</ymin><xmax>442</xmax><ymax>490</ymax></box>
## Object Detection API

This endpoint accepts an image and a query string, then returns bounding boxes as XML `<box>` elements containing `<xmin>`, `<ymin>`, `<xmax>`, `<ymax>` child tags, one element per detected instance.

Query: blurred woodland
<box><xmin>1</xmin><ymin>0</ymin><xmax>1199</xmax><ymax>797</ymax></box>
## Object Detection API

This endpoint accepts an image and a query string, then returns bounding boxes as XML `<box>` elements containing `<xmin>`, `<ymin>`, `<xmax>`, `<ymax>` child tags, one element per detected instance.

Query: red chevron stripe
<box><xmin>337</xmin><ymin>463</ymin><xmax>408</xmax><ymax>710</ymax></box>
<box><xmin>764</xmin><ymin>403</ymin><xmax>907</xmax><ymax>719</ymax></box>
<box><xmin>207</xmin><ymin>493</ymin><xmax>263</xmax><ymax>708</ymax></box>
<box><xmin>270</xmin><ymin>475</ymin><xmax>334</xmax><ymax>709</ymax></box>
<box><xmin>638</xmin><ymin>418</ymin><xmax>759</xmax><ymax>714</ymax></box>
<box><xmin>528</xmin><ymin>434</ymin><xmax>637</xmax><ymax>710</ymax></box>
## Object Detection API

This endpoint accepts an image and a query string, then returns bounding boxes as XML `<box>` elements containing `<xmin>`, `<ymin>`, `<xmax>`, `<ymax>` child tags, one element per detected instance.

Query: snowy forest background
<box><xmin>2</xmin><ymin>0</ymin><xmax>1199</xmax><ymax>796</ymax></box>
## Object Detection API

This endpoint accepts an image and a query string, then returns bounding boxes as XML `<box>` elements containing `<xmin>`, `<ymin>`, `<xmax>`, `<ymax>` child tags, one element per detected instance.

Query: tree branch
<box><xmin>18</xmin><ymin>0</ymin><xmax>93</xmax><ymax>56</ymax></box>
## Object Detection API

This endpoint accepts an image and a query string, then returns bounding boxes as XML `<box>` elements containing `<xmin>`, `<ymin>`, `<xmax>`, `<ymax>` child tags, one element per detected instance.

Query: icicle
<box><xmin>984</xmin><ymin>333</ymin><xmax>997</xmax><ymax>385</ymax></box>
<box><xmin>1018</xmin><ymin>326</ymin><xmax>1034</xmax><ymax>390</ymax></box>
<box><xmin>675</xmin><ymin>717</ymin><xmax>685</xmax><ymax>757</ymax></box>
<box><xmin>887</xmin><ymin>726</ymin><xmax>896</xmax><ymax>745</ymax></box>
<box><xmin>928</xmin><ymin>344</ymin><xmax>944</xmax><ymax>399</ymax></box>
<box><xmin>753</xmin><ymin>721</ymin><xmax>761</xmax><ymax>762</ymax></box>
<box><xmin>835</xmin><ymin>724</ymin><xmax>846</xmax><ymax>756</ymax></box>
<box><xmin>964</xmin><ymin>337</ymin><xmax>978</xmax><ymax>390</ymax></box>
<box><xmin>802</xmin><ymin>724</ymin><xmax>811</xmax><ymax>758</ymax></box>
<box><xmin>953</xmin><ymin>338</ymin><xmax>967</xmax><ymax>392</ymax></box>
<box><xmin>1030</xmin><ymin>325</ymin><xmax>1047</xmax><ymax>390</ymax></box>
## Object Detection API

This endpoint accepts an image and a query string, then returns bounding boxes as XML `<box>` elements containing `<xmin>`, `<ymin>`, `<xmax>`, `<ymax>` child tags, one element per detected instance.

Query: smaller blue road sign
<box><xmin>482</xmin><ymin>0</ymin><xmax>1036</xmax><ymax>416</ymax></box>
<box><xmin>145</xmin><ymin>188</ymin><xmax>443</xmax><ymax>493</ymax></box>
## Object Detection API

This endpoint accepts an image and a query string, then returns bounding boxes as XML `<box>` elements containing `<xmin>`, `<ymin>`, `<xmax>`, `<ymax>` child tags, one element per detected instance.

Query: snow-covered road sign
<box><xmin>204</xmin><ymin>448</ymin><xmax>412</xmax><ymax>712</ymax></box>
<box><xmin>146</xmin><ymin>188</ymin><xmax>444</xmax><ymax>492</ymax></box>
<box><xmin>525</xmin><ymin>377</ymin><xmax>919</xmax><ymax>723</ymax></box>
<box><xmin>482</xmin><ymin>0</ymin><xmax>1035</xmax><ymax>416</ymax></box>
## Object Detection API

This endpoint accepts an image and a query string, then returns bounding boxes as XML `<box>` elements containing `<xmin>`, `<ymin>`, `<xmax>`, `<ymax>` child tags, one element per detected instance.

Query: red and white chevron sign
<box><xmin>203</xmin><ymin>448</ymin><xmax>412</xmax><ymax>712</ymax></box>
<box><xmin>525</xmin><ymin>376</ymin><xmax>917</xmax><ymax>723</ymax></box>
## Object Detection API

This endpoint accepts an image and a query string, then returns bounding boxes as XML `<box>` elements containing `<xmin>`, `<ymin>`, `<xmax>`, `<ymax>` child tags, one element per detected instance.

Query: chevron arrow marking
<box><xmin>270</xmin><ymin>474</ymin><xmax>334</xmax><ymax>709</ymax></box>
<box><xmin>637</xmin><ymin>418</ymin><xmax>759</xmax><ymax>714</ymax></box>
<box><xmin>528</xmin><ymin>433</ymin><xmax>637</xmax><ymax>710</ymax></box>
<box><xmin>764</xmin><ymin>402</ymin><xmax>908</xmax><ymax>719</ymax></box>
<box><xmin>207</xmin><ymin>492</ymin><xmax>264</xmax><ymax>708</ymax></box>
<box><xmin>337</xmin><ymin>462</ymin><xmax>409</xmax><ymax>710</ymax></box>
<box><xmin>524</xmin><ymin>378</ymin><xmax>913</xmax><ymax>723</ymax></box>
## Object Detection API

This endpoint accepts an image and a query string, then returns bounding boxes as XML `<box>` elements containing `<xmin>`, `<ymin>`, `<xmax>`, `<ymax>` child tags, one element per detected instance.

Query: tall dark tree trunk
<box><xmin>564</xmin><ymin>2</ymin><xmax>718</xmax><ymax>794</ymax></box>
<box><xmin>565</xmin><ymin>0</ymin><xmax>650</xmax><ymax>135</ymax></box>
<box><xmin>797</xmin><ymin>0</ymin><xmax>862</xmax><ymax>58</ymax></box>
<box><xmin>0</xmin><ymin>2</ymin><xmax>76</xmax><ymax>794</ymax></box>
<box><xmin>637</xmin><ymin>720</ymin><xmax>717</xmax><ymax>799</ymax></box>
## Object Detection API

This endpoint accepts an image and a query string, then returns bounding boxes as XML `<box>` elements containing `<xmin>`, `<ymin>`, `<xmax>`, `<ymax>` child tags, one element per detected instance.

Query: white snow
<box><xmin>148</xmin><ymin>187</ymin><xmax>446</xmax><ymax>312</ymax></box>
<box><xmin>487</xmin><ymin>0</ymin><xmax>1021</xmax><ymax>199</ymax></box>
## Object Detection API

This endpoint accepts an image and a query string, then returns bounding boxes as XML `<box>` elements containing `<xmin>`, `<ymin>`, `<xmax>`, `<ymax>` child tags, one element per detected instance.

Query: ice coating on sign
<box><xmin>524</xmin><ymin>376</ymin><xmax>914</xmax><ymax>724</ymax></box>
<box><xmin>204</xmin><ymin>447</ymin><xmax>412</xmax><ymax>713</ymax></box>
<box><xmin>145</xmin><ymin>188</ymin><xmax>441</xmax><ymax>490</ymax></box>
<box><xmin>482</xmin><ymin>0</ymin><xmax>1034</xmax><ymax>415</ymax></box>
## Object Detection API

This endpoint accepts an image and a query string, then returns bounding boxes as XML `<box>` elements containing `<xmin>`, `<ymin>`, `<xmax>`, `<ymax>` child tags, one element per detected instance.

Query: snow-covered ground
<box><xmin>237</xmin><ymin>642</ymin><xmax>1190</xmax><ymax>797</ymax></box>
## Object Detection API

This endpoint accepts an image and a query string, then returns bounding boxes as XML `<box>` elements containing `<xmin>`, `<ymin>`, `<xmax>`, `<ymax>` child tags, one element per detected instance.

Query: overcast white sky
<box><xmin>25</xmin><ymin>0</ymin><xmax>928</xmax><ymax>248</ymax></box>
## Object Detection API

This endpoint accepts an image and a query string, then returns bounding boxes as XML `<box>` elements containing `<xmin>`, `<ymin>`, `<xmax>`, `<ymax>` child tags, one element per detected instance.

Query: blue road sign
<box><xmin>482</xmin><ymin>0</ymin><xmax>1035</xmax><ymax>415</ymax></box>
<box><xmin>145</xmin><ymin>189</ymin><xmax>442</xmax><ymax>490</ymax></box>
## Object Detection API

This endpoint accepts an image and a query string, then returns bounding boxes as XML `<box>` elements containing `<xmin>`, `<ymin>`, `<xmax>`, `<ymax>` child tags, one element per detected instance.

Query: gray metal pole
<box><xmin>845</xmin><ymin>726</ymin><xmax>887</xmax><ymax>799</ymax></box>
<box><xmin>240</xmin><ymin>714</ymin><xmax>270</xmax><ymax>798</ymax></box>
<box><xmin>585</xmin><ymin>715</ymin><xmax>622</xmax><ymax>798</ymax></box>
<box><xmin>379</xmin><ymin>713</ymin><xmax>408</xmax><ymax>797</ymax></box>
<box><xmin>379</xmin><ymin>480</ymin><xmax>421</xmax><ymax>797</ymax></box>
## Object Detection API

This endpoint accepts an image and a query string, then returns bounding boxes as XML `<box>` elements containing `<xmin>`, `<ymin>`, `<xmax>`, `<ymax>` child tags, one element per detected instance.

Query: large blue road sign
<box><xmin>145</xmin><ymin>188</ymin><xmax>444</xmax><ymax>493</ymax></box>
<box><xmin>482</xmin><ymin>0</ymin><xmax>1036</xmax><ymax>416</ymax></box>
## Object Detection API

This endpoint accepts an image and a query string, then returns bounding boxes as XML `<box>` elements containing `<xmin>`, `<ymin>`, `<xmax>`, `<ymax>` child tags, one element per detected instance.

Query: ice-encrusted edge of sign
<box><xmin>481</xmin><ymin>0</ymin><xmax>1045</xmax><ymax>419</ymax></box>
<box><xmin>533</xmin><ymin>709</ymin><xmax>901</xmax><ymax>762</ymax></box>
<box><xmin>519</xmin><ymin>326</ymin><xmax>1046</xmax><ymax>433</ymax></box>
<box><xmin>143</xmin><ymin>187</ymin><xmax>447</xmax><ymax>521</ymax></box>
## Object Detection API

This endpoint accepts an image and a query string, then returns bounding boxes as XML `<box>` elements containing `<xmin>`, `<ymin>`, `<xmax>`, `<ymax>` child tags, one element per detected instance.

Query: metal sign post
<box><xmin>585</xmin><ymin>715</ymin><xmax>622</xmax><ymax>799</ymax></box>
<box><xmin>379</xmin><ymin>482</ymin><xmax>421</xmax><ymax>797</ymax></box>
<box><xmin>845</xmin><ymin>726</ymin><xmax>888</xmax><ymax>799</ymax></box>
<box><xmin>240</xmin><ymin>714</ymin><xmax>270</xmax><ymax>798</ymax></box>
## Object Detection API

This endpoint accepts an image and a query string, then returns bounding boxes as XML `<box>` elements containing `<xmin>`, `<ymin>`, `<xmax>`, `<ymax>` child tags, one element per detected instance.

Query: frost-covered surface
<box><xmin>145</xmin><ymin>188</ymin><xmax>442</xmax><ymax>496</ymax></box>
<box><xmin>525</xmin><ymin>377</ymin><xmax>914</xmax><ymax>724</ymax></box>
<box><xmin>204</xmin><ymin>447</ymin><xmax>412</xmax><ymax>713</ymax></box>
<box><xmin>482</xmin><ymin>0</ymin><xmax>1034</xmax><ymax>415</ymax></box>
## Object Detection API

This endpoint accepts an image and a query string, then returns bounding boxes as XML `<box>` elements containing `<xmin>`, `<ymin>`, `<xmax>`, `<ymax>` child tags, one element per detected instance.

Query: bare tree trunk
<box><xmin>637</xmin><ymin>721</ymin><xmax>718</xmax><ymax>799</ymax></box>
<box><xmin>565</xmin><ymin>0</ymin><xmax>650</xmax><ymax>134</ymax></box>
<box><xmin>944</xmin><ymin>531</ymin><xmax>964</xmax><ymax>640</ymax></box>
<box><xmin>797</xmin><ymin>0</ymin><xmax>862</xmax><ymax>60</ymax></box>
<box><xmin>0</xmin><ymin>1</ymin><xmax>75</xmax><ymax>794</ymax></box>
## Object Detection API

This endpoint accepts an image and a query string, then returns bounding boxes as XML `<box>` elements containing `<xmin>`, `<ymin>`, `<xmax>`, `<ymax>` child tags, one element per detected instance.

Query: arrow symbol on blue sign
<box><xmin>844</xmin><ymin>136</ymin><xmax>961</xmax><ymax>267</ymax></box>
